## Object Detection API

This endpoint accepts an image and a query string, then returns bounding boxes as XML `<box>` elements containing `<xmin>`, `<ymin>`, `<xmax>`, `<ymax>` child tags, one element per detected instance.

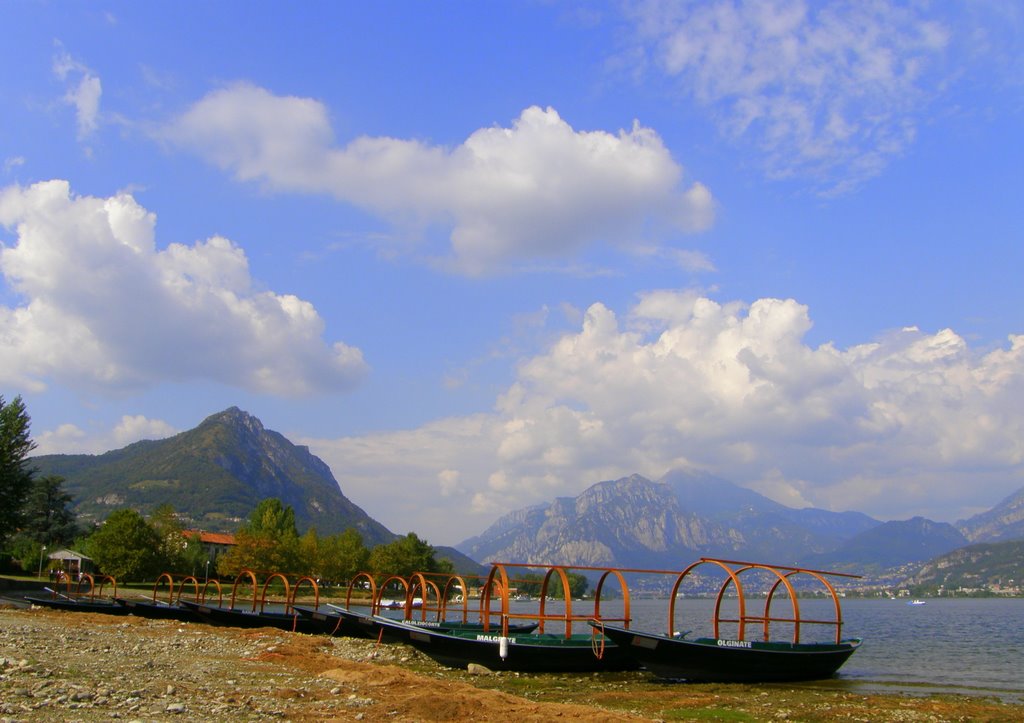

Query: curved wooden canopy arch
<box><xmin>669</xmin><ymin>558</ymin><xmax>855</xmax><ymax>644</ymax></box>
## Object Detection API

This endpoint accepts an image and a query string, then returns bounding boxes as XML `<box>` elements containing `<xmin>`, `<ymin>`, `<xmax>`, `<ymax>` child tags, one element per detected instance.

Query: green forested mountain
<box><xmin>30</xmin><ymin>407</ymin><xmax>395</xmax><ymax>545</ymax></box>
<box><xmin>906</xmin><ymin>539</ymin><xmax>1024</xmax><ymax>591</ymax></box>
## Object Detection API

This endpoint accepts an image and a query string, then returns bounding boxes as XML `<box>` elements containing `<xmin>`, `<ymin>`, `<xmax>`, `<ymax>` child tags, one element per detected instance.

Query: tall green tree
<box><xmin>321</xmin><ymin>528</ymin><xmax>370</xmax><ymax>583</ymax></box>
<box><xmin>295</xmin><ymin>527</ymin><xmax>370</xmax><ymax>583</ymax></box>
<box><xmin>86</xmin><ymin>509</ymin><xmax>163</xmax><ymax>581</ymax></box>
<box><xmin>297</xmin><ymin>527</ymin><xmax>321</xmax><ymax>577</ymax></box>
<box><xmin>19</xmin><ymin>475</ymin><xmax>79</xmax><ymax>546</ymax></box>
<box><xmin>369</xmin><ymin>532</ymin><xmax>452</xmax><ymax>579</ymax></box>
<box><xmin>0</xmin><ymin>395</ymin><xmax>36</xmax><ymax>545</ymax></box>
<box><xmin>148</xmin><ymin>504</ymin><xmax>206</xmax><ymax>575</ymax></box>
<box><xmin>217</xmin><ymin>498</ymin><xmax>300</xmax><ymax>576</ymax></box>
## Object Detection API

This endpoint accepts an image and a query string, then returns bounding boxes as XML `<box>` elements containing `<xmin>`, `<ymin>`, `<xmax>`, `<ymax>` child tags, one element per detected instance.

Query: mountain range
<box><xmin>29</xmin><ymin>407</ymin><xmax>1024</xmax><ymax>579</ymax></box>
<box><xmin>457</xmin><ymin>469</ymin><xmax>1024</xmax><ymax>575</ymax></box>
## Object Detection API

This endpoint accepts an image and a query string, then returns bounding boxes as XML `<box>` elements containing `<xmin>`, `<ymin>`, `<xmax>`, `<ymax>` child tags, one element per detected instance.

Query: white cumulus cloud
<box><xmin>34</xmin><ymin>414</ymin><xmax>178</xmax><ymax>456</ymax></box>
<box><xmin>307</xmin><ymin>290</ymin><xmax>1024</xmax><ymax>544</ymax></box>
<box><xmin>162</xmin><ymin>84</ymin><xmax>714</xmax><ymax>274</ymax></box>
<box><xmin>0</xmin><ymin>179</ymin><xmax>367</xmax><ymax>395</ymax></box>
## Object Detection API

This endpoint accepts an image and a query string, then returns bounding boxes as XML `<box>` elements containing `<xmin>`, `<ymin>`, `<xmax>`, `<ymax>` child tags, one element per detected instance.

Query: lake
<box><xmin>504</xmin><ymin>596</ymin><xmax>1024</xmax><ymax>701</ymax></box>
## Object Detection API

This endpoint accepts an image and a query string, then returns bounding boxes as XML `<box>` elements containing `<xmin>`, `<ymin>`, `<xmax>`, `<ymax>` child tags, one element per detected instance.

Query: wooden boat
<box><xmin>291</xmin><ymin>603</ymin><xmax>539</xmax><ymax>638</ymax></box>
<box><xmin>289</xmin><ymin>570</ymin><xmax>520</xmax><ymax>639</ymax></box>
<box><xmin>376</xmin><ymin>562</ymin><xmax>645</xmax><ymax>672</ymax></box>
<box><xmin>178</xmin><ymin>599</ymin><xmax>324</xmax><ymax>633</ymax></box>
<box><xmin>386</xmin><ymin>618</ymin><xmax>639</xmax><ymax>672</ymax></box>
<box><xmin>25</xmin><ymin>573</ymin><xmax>129</xmax><ymax>615</ymax></box>
<box><xmin>291</xmin><ymin>603</ymin><xmax>377</xmax><ymax>637</ymax></box>
<box><xmin>592</xmin><ymin>558</ymin><xmax>863</xmax><ymax>682</ymax></box>
<box><xmin>593</xmin><ymin>623</ymin><xmax>861</xmax><ymax>682</ymax></box>
<box><xmin>179</xmin><ymin>569</ymin><xmax>324</xmax><ymax>633</ymax></box>
<box><xmin>25</xmin><ymin>594</ymin><xmax>131</xmax><ymax>615</ymax></box>
<box><xmin>114</xmin><ymin>573</ymin><xmax>224</xmax><ymax>622</ymax></box>
<box><xmin>397</xmin><ymin>616</ymin><xmax>539</xmax><ymax>635</ymax></box>
<box><xmin>115</xmin><ymin>597</ymin><xmax>203</xmax><ymax>621</ymax></box>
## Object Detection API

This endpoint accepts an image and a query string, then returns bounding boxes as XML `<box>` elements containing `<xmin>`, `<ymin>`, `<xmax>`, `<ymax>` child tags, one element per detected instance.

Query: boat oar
<box><xmin>43</xmin><ymin>586</ymin><xmax>76</xmax><ymax>602</ymax></box>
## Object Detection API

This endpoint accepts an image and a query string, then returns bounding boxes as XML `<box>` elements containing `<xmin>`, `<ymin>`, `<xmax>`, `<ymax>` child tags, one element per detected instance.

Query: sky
<box><xmin>2</xmin><ymin>1</ymin><xmax>1023</xmax><ymax>547</ymax></box>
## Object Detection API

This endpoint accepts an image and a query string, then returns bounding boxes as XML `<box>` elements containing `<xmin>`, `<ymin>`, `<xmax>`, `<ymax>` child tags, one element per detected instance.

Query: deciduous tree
<box><xmin>368</xmin><ymin>532</ymin><xmax>451</xmax><ymax>579</ymax></box>
<box><xmin>86</xmin><ymin>509</ymin><xmax>163</xmax><ymax>582</ymax></box>
<box><xmin>217</xmin><ymin>498</ymin><xmax>300</xmax><ymax>576</ymax></box>
<box><xmin>148</xmin><ymin>504</ymin><xmax>206</xmax><ymax>575</ymax></box>
<box><xmin>320</xmin><ymin>528</ymin><xmax>369</xmax><ymax>583</ymax></box>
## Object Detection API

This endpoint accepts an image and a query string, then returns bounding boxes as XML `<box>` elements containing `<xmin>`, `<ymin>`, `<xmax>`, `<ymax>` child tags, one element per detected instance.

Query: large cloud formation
<box><xmin>163</xmin><ymin>85</ymin><xmax>713</xmax><ymax>274</ymax></box>
<box><xmin>0</xmin><ymin>180</ymin><xmax>366</xmax><ymax>395</ymax></box>
<box><xmin>626</xmin><ymin>0</ymin><xmax>952</xmax><ymax>191</ymax></box>
<box><xmin>309</xmin><ymin>291</ymin><xmax>1024</xmax><ymax>543</ymax></box>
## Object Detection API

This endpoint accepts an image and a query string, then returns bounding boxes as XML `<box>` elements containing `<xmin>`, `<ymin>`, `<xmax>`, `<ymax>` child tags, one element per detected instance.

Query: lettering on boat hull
<box><xmin>717</xmin><ymin>639</ymin><xmax>753</xmax><ymax>649</ymax></box>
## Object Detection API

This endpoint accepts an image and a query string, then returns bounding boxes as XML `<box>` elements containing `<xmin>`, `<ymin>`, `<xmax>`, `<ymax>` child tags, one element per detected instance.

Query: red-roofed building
<box><xmin>184</xmin><ymin>530</ymin><xmax>237</xmax><ymax>565</ymax></box>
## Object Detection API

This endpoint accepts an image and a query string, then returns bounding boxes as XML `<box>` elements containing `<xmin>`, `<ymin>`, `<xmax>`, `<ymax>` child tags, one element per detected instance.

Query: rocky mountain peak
<box><xmin>958</xmin><ymin>486</ymin><xmax>1024</xmax><ymax>543</ymax></box>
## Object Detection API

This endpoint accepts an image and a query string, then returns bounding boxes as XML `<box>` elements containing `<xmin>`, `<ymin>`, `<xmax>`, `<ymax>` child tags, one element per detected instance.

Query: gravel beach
<box><xmin>2</xmin><ymin>605</ymin><xmax>1022</xmax><ymax>722</ymax></box>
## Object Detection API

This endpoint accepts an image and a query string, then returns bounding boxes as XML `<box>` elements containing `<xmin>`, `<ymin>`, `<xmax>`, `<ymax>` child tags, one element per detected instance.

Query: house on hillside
<box><xmin>183</xmin><ymin>530</ymin><xmax>237</xmax><ymax>567</ymax></box>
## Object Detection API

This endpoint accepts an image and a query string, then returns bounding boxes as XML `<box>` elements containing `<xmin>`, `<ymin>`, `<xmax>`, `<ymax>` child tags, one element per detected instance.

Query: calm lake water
<box><xmin>499</xmin><ymin>596</ymin><xmax>1024</xmax><ymax>701</ymax></box>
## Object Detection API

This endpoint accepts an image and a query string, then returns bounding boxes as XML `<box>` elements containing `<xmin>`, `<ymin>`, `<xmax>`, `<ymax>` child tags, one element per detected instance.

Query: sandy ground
<box><xmin>1</xmin><ymin>606</ymin><xmax>1022</xmax><ymax>722</ymax></box>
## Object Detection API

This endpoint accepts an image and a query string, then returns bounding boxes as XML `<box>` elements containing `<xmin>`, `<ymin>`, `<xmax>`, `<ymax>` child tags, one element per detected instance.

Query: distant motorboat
<box><xmin>379</xmin><ymin>597</ymin><xmax>422</xmax><ymax>609</ymax></box>
<box><xmin>907</xmin><ymin>599</ymin><xmax>926</xmax><ymax>606</ymax></box>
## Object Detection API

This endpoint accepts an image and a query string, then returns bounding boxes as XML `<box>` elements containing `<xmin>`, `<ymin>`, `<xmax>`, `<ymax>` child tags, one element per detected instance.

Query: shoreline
<box><xmin>3</xmin><ymin>606</ymin><xmax>1023</xmax><ymax>721</ymax></box>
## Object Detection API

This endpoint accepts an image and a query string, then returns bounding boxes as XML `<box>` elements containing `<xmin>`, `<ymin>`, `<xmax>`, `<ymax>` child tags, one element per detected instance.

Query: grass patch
<box><xmin>663</xmin><ymin>707</ymin><xmax>759</xmax><ymax>721</ymax></box>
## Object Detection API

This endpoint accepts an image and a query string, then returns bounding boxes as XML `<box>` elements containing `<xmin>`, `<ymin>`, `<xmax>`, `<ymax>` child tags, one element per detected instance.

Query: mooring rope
<box><xmin>591</xmin><ymin>620</ymin><xmax>606</xmax><ymax>660</ymax></box>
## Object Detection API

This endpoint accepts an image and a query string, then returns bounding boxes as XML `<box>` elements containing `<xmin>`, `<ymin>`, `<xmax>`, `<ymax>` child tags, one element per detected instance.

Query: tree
<box><xmin>217</xmin><ymin>498</ymin><xmax>300</xmax><ymax>576</ymax></box>
<box><xmin>293</xmin><ymin>526</ymin><xmax>370</xmax><ymax>583</ymax></box>
<box><xmin>297</xmin><ymin>527</ymin><xmax>322</xmax><ymax>577</ymax></box>
<box><xmin>551</xmin><ymin>571</ymin><xmax>589</xmax><ymax>599</ymax></box>
<box><xmin>369</xmin><ymin>532</ymin><xmax>452</xmax><ymax>579</ymax></box>
<box><xmin>0</xmin><ymin>395</ymin><xmax>36</xmax><ymax>546</ymax></box>
<box><xmin>319</xmin><ymin>528</ymin><xmax>369</xmax><ymax>583</ymax></box>
<box><xmin>19</xmin><ymin>475</ymin><xmax>79</xmax><ymax>546</ymax></box>
<box><xmin>85</xmin><ymin>509</ymin><xmax>163</xmax><ymax>582</ymax></box>
<box><xmin>148</xmin><ymin>504</ymin><xmax>205</xmax><ymax>575</ymax></box>
<box><xmin>514</xmin><ymin>571</ymin><xmax>589</xmax><ymax>599</ymax></box>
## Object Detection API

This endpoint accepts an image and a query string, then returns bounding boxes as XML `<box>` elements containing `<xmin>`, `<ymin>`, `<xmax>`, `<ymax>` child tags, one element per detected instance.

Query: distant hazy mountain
<box><xmin>459</xmin><ymin>474</ymin><xmax>732</xmax><ymax>568</ymax></box>
<box><xmin>802</xmin><ymin>516</ymin><xmax>968</xmax><ymax>571</ymax></box>
<box><xmin>458</xmin><ymin>470</ymin><xmax>879</xmax><ymax>569</ymax></box>
<box><xmin>957</xmin><ymin>486</ymin><xmax>1024</xmax><ymax>543</ymax></box>
<box><xmin>31</xmin><ymin>407</ymin><xmax>395</xmax><ymax>545</ymax></box>
<box><xmin>662</xmin><ymin>469</ymin><xmax>878</xmax><ymax>553</ymax></box>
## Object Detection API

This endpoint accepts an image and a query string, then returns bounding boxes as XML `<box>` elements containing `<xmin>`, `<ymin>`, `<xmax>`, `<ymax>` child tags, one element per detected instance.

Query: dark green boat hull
<box><xmin>594</xmin><ymin>623</ymin><xmax>861</xmax><ymax>682</ymax></box>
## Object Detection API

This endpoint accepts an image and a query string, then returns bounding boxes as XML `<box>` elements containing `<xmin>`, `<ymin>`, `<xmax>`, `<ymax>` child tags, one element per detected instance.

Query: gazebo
<box><xmin>46</xmin><ymin>549</ymin><xmax>95</xmax><ymax>580</ymax></box>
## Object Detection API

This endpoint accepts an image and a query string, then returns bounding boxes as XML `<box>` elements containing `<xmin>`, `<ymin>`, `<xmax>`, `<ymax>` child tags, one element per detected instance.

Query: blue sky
<box><xmin>2</xmin><ymin>1</ymin><xmax>1022</xmax><ymax>546</ymax></box>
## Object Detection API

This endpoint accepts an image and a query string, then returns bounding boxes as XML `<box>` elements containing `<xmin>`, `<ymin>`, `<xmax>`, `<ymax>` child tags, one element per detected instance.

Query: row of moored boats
<box><xmin>25</xmin><ymin>557</ymin><xmax>863</xmax><ymax>682</ymax></box>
